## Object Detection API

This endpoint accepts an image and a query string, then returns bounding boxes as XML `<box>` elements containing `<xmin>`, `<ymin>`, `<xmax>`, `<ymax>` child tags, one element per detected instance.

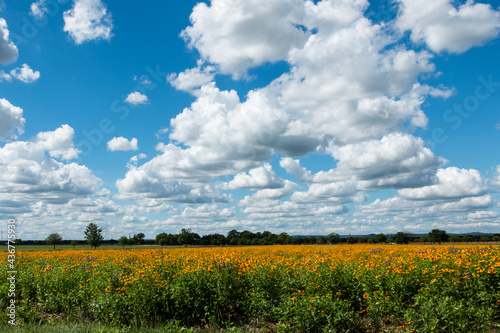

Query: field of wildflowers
<box><xmin>1</xmin><ymin>244</ymin><xmax>500</xmax><ymax>332</ymax></box>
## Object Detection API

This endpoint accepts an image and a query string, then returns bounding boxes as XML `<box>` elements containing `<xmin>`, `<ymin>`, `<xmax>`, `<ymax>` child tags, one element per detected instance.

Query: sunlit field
<box><xmin>2</xmin><ymin>245</ymin><xmax>500</xmax><ymax>332</ymax></box>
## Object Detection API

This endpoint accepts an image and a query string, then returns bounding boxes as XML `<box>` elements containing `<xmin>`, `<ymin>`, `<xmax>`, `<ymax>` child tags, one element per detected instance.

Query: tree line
<box><xmin>150</xmin><ymin>228</ymin><xmax>500</xmax><ymax>247</ymax></box>
<box><xmin>12</xmin><ymin>225</ymin><xmax>500</xmax><ymax>250</ymax></box>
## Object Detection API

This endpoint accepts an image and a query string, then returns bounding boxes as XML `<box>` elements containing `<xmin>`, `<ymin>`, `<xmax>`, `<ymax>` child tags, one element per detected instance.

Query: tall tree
<box><xmin>84</xmin><ymin>223</ymin><xmax>103</xmax><ymax>249</ymax></box>
<box><xmin>394</xmin><ymin>232</ymin><xmax>410</xmax><ymax>244</ymax></box>
<box><xmin>177</xmin><ymin>228</ymin><xmax>198</xmax><ymax>246</ymax></box>
<box><xmin>328</xmin><ymin>232</ymin><xmax>341</xmax><ymax>244</ymax></box>
<box><xmin>46</xmin><ymin>233</ymin><xmax>62</xmax><ymax>250</ymax></box>
<box><xmin>118</xmin><ymin>236</ymin><xmax>129</xmax><ymax>248</ymax></box>
<box><xmin>134</xmin><ymin>233</ymin><xmax>145</xmax><ymax>245</ymax></box>
<box><xmin>428</xmin><ymin>229</ymin><xmax>449</xmax><ymax>244</ymax></box>
<box><xmin>374</xmin><ymin>233</ymin><xmax>387</xmax><ymax>244</ymax></box>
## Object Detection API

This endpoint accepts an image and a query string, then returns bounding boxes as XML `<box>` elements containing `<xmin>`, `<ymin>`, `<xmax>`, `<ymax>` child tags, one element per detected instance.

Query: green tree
<box><xmin>70</xmin><ymin>240</ymin><xmax>78</xmax><ymax>249</ymax></box>
<box><xmin>328</xmin><ymin>232</ymin><xmax>341</xmax><ymax>244</ymax></box>
<box><xmin>462</xmin><ymin>235</ymin><xmax>473</xmax><ymax>244</ymax></box>
<box><xmin>346</xmin><ymin>236</ymin><xmax>357</xmax><ymax>244</ymax></box>
<box><xmin>13</xmin><ymin>238</ymin><xmax>21</xmax><ymax>246</ymax></box>
<box><xmin>177</xmin><ymin>228</ymin><xmax>199</xmax><ymax>246</ymax></box>
<box><xmin>84</xmin><ymin>223</ymin><xmax>103</xmax><ymax>249</ymax></box>
<box><xmin>277</xmin><ymin>232</ymin><xmax>293</xmax><ymax>244</ymax></box>
<box><xmin>449</xmin><ymin>235</ymin><xmax>461</xmax><ymax>244</ymax></box>
<box><xmin>46</xmin><ymin>233</ymin><xmax>62</xmax><ymax>250</ymax></box>
<box><xmin>419</xmin><ymin>235</ymin><xmax>428</xmax><ymax>244</ymax></box>
<box><xmin>134</xmin><ymin>233</ymin><xmax>145</xmax><ymax>245</ymax></box>
<box><xmin>118</xmin><ymin>236</ymin><xmax>129</xmax><ymax>248</ymax></box>
<box><xmin>374</xmin><ymin>233</ymin><xmax>387</xmax><ymax>244</ymax></box>
<box><xmin>428</xmin><ymin>229</ymin><xmax>449</xmax><ymax>244</ymax></box>
<box><xmin>394</xmin><ymin>232</ymin><xmax>410</xmax><ymax>245</ymax></box>
<box><xmin>227</xmin><ymin>230</ymin><xmax>240</xmax><ymax>244</ymax></box>
<box><xmin>480</xmin><ymin>236</ymin><xmax>491</xmax><ymax>243</ymax></box>
<box><xmin>156</xmin><ymin>233</ymin><xmax>167</xmax><ymax>245</ymax></box>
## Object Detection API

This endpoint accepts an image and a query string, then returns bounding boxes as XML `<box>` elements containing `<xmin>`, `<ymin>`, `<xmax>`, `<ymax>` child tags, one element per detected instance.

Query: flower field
<box><xmin>2</xmin><ymin>244</ymin><xmax>500</xmax><ymax>332</ymax></box>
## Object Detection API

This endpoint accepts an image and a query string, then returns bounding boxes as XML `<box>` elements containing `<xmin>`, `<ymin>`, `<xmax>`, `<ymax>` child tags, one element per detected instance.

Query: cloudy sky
<box><xmin>1</xmin><ymin>0</ymin><xmax>500</xmax><ymax>240</ymax></box>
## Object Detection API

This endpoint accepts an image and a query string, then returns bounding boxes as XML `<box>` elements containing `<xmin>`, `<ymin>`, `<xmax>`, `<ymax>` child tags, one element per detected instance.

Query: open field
<box><xmin>1</xmin><ymin>244</ymin><xmax>500</xmax><ymax>332</ymax></box>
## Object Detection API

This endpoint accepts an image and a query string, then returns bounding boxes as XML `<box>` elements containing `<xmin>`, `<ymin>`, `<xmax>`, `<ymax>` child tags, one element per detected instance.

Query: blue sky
<box><xmin>1</xmin><ymin>0</ymin><xmax>500</xmax><ymax>240</ymax></box>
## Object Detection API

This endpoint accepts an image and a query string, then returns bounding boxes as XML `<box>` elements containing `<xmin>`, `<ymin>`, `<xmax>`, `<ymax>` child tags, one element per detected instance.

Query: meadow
<box><xmin>1</xmin><ymin>244</ymin><xmax>499</xmax><ymax>332</ymax></box>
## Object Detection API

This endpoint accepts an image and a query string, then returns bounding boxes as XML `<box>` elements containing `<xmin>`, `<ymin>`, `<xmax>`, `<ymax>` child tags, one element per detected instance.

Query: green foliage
<box><xmin>45</xmin><ymin>233</ymin><xmax>62</xmax><ymax>250</ymax></box>
<box><xmin>373</xmin><ymin>233</ymin><xmax>387</xmax><ymax>244</ymax></box>
<box><xmin>118</xmin><ymin>236</ymin><xmax>128</xmax><ymax>248</ymax></box>
<box><xmin>84</xmin><ymin>223</ymin><xmax>103</xmax><ymax>249</ymax></box>
<box><xmin>428</xmin><ymin>229</ymin><xmax>449</xmax><ymax>244</ymax></box>
<box><xmin>328</xmin><ymin>232</ymin><xmax>341</xmax><ymax>244</ymax></box>
<box><xmin>394</xmin><ymin>232</ymin><xmax>410</xmax><ymax>245</ymax></box>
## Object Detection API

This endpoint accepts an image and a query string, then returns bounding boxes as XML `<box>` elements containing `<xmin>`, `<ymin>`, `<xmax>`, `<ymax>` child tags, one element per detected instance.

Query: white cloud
<box><xmin>221</xmin><ymin>163</ymin><xmax>284</xmax><ymax>190</ymax></box>
<box><xmin>279</xmin><ymin>157</ymin><xmax>312</xmax><ymax>183</ymax></box>
<box><xmin>181</xmin><ymin>204</ymin><xmax>235</xmax><ymax>219</ymax></box>
<box><xmin>0</xmin><ymin>125</ymin><xmax>101</xmax><ymax>212</ymax></box>
<box><xmin>168</xmin><ymin>65</ymin><xmax>215</xmax><ymax>95</ymax></box>
<box><xmin>281</xmin><ymin>133</ymin><xmax>445</xmax><ymax>190</ymax></box>
<box><xmin>0</xmin><ymin>98</ymin><xmax>25</xmax><ymax>141</ymax></box>
<box><xmin>63</xmin><ymin>0</ymin><xmax>113</xmax><ymax>44</ymax></box>
<box><xmin>181</xmin><ymin>0</ymin><xmax>309</xmax><ymax>78</ymax></box>
<box><xmin>0</xmin><ymin>18</ymin><xmax>18</xmax><ymax>65</ymax></box>
<box><xmin>125</xmin><ymin>91</ymin><xmax>149</xmax><ymax>105</ymax></box>
<box><xmin>30</xmin><ymin>0</ymin><xmax>48</xmax><ymax>20</ymax></box>
<box><xmin>10</xmin><ymin>64</ymin><xmax>41</xmax><ymax>83</ymax></box>
<box><xmin>396</xmin><ymin>0</ymin><xmax>500</xmax><ymax>53</ymax></box>
<box><xmin>0</xmin><ymin>69</ymin><xmax>11</xmax><ymax>82</ymax></box>
<box><xmin>291</xmin><ymin>182</ymin><xmax>367</xmax><ymax>205</ymax></box>
<box><xmin>34</xmin><ymin>124</ymin><xmax>80</xmax><ymax>159</ymax></box>
<box><xmin>398</xmin><ymin>167</ymin><xmax>489</xmax><ymax>200</ymax></box>
<box><xmin>107</xmin><ymin>137</ymin><xmax>138</xmax><ymax>152</ymax></box>
<box><xmin>327</xmin><ymin>133</ymin><xmax>445</xmax><ymax>189</ymax></box>
<box><xmin>127</xmin><ymin>153</ymin><xmax>147</xmax><ymax>168</ymax></box>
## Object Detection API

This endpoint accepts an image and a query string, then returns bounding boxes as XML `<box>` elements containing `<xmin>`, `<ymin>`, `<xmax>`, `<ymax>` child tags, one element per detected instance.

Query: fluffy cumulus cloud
<box><xmin>63</xmin><ymin>0</ymin><xmax>113</xmax><ymax>44</ymax></box>
<box><xmin>113</xmin><ymin>0</ymin><xmax>500</xmax><ymax>234</ymax></box>
<box><xmin>221</xmin><ymin>163</ymin><xmax>285</xmax><ymax>190</ymax></box>
<box><xmin>181</xmin><ymin>0</ymin><xmax>309</xmax><ymax>78</ymax></box>
<box><xmin>168</xmin><ymin>64</ymin><xmax>215</xmax><ymax>95</ymax></box>
<box><xmin>0</xmin><ymin>18</ymin><xmax>18</xmax><ymax>65</ymax></box>
<box><xmin>0</xmin><ymin>125</ymin><xmax>102</xmax><ymax>216</ymax></box>
<box><xmin>107</xmin><ymin>137</ymin><xmax>138</xmax><ymax>152</ymax></box>
<box><xmin>396</xmin><ymin>0</ymin><xmax>500</xmax><ymax>53</ymax></box>
<box><xmin>9</xmin><ymin>64</ymin><xmax>41</xmax><ymax>83</ymax></box>
<box><xmin>0</xmin><ymin>98</ymin><xmax>24</xmax><ymax>141</ymax></box>
<box><xmin>125</xmin><ymin>91</ymin><xmax>149</xmax><ymax>105</ymax></box>
<box><xmin>327</xmin><ymin>133</ymin><xmax>446</xmax><ymax>189</ymax></box>
<box><xmin>281</xmin><ymin>133</ymin><xmax>445</xmax><ymax>190</ymax></box>
<box><xmin>398</xmin><ymin>167</ymin><xmax>489</xmax><ymax>200</ymax></box>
